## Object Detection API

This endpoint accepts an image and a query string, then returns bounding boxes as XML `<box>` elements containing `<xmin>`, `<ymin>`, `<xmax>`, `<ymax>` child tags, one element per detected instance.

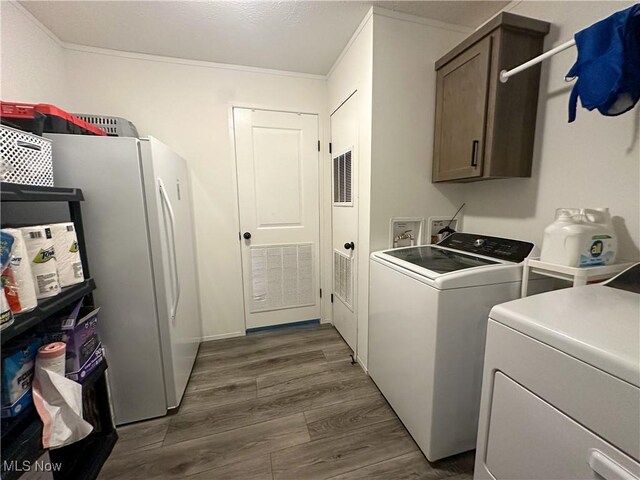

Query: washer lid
<box><xmin>382</xmin><ymin>245</ymin><xmax>499</xmax><ymax>274</ymax></box>
<box><xmin>490</xmin><ymin>285</ymin><xmax>640</xmax><ymax>387</ymax></box>
<box><xmin>371</xmin><ymin>246</ymin><xmax>528</xmax><ymax>290</ymax></box>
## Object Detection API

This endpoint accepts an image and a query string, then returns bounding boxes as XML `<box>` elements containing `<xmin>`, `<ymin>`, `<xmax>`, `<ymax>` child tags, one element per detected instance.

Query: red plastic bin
<box><xmin>0</xmin><ymin>101</ymin><xmax>107</xmax><ymax>136</ymax></box>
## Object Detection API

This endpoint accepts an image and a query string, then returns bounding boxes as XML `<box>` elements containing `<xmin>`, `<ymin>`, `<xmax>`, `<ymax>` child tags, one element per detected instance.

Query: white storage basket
<box><xmin>0</xmin><ymin>125</ymin><xmax>53</xmax><ymax>186</ymax></box>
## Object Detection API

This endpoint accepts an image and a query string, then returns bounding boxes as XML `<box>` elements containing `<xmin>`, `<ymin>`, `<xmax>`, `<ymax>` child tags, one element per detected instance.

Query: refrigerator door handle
<box><xmin>158</xmin><ymin>178</ymin><xmax>181</xmax><ymax>325</ymax></box>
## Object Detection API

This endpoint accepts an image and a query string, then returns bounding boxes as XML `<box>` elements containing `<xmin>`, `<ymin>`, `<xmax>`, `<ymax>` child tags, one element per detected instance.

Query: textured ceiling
<box><xmin>19</xmin><ymin>1</ymin><xmax>509</xmax><ymax>75</ymax></box>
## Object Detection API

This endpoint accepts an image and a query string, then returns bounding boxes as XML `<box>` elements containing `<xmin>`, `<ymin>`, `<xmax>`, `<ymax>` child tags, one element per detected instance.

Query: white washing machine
<box><xmin>369</xmin><ymin>233</ymin><xmax>550</xmax><ymax>462</ymax></box>
<box><xmin>474</xmin><ymin>264</ymin><xmax>640</xmax><ymax>480</ymax></box>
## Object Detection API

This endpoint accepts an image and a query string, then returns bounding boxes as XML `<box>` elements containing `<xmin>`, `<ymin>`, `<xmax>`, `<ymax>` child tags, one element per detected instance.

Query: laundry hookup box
<box><xmin>38</xmin><ymin>300</ymin><xmax>104</xmax><ymax>383</ymax></box>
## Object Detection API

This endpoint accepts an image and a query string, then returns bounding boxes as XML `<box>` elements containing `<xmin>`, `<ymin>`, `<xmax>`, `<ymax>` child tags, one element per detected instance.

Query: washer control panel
<box><xmin>438</xmin><ymin>233</ymin><xmax>534</xmax><ymax>263</ymax></box>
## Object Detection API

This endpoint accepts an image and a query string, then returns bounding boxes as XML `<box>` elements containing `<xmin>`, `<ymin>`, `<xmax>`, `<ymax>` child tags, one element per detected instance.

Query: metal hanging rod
<box><xmin>499</xmin><ymin>38</ymin><xmax>576</xmax><ymax>83</ymax></box>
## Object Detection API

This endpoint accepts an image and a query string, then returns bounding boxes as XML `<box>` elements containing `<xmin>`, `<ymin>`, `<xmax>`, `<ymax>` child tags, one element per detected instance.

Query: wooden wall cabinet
<box><xmin>433</xmin><ymin>13</ymin><xmax>550</xmax><ymax>183</ymax></box>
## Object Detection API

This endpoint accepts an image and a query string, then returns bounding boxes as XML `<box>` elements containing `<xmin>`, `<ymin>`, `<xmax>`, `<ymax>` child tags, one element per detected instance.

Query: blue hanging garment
<box><xmin>566</xmin><ymin>4</ymin><xmax>640</xmax><ymax>122</ymax></box>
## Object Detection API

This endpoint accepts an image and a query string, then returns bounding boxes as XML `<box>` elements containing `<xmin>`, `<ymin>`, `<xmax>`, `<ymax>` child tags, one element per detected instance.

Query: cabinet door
<box><xmin>433</xmin><ymin>37</ymin><xmax>491</xmax><ymax>182</ymax></box>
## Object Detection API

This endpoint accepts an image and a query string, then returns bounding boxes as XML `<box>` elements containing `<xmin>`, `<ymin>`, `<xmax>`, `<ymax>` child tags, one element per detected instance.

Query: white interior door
<box><xmin>330</xmin><ymin>94</ymin><xmax>358</xmax><ymax>352</ymax></box>
<box><xmin>234</xmin><ymin>108</ymin><xmax>321</xmax><ymax>329</ymax></box>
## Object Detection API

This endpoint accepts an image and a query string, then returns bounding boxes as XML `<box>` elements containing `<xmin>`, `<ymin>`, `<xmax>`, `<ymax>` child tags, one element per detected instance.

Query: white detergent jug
<box><xmin>540</xmin><ymin>208</ymin><xmax>617</xmax><ymax>267</ymax></box>
<box><xmin>540</xmin><ymin>208</ymin><xmax>583</xmax><ymax>266</ymax></box>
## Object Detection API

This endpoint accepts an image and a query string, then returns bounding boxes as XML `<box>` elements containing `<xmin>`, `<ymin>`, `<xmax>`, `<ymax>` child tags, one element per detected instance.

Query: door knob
<box><xmin>344</xmin><ymin>241</ymin><xmax>355</xmax><ymax>250</ymax></box>
<box><xmin>243</xmin><ymin>232</ymin><xmax>252</xmax><ymax>240</ymax></box>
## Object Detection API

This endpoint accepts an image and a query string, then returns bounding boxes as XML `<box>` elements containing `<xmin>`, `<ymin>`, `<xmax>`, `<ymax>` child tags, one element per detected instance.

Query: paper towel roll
<box><xmin>0</xmin><ymin>288</ymin><xmax>13</xmax><ymax>331</ymax></box>
<box><xmin>37</xmin><ymin>342</ymin><xmax>67</xmax><ymax>374</ymax></box>
<box><xmin>1</xmin><ymin>228</ymin><xmax>37</xmax><ymax>313</ymax></box>
<box><xmin>33</xmin><ymin>342</ymin><xmax>93</xmax><ymax>449</ymax></box>
<box><xmin>50</xmin><ymin>223</ymin><xmax>83</xmax><ymax>288</ymax></box>
<box><xmin>20</xmin><ymin>226</ymin><xmax>60</xmax><ymax>299</ymax></box>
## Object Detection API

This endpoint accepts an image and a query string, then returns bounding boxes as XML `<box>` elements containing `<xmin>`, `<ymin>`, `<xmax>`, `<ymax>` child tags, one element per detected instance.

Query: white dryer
<box><xmin>369</xmin><ymin>233</ymin><xmax>549</xmax><ymax>462</ymax></box>
<box><xmin>474</xmin><ymin>264</ymin><xmax>640</xmax><ymax>480</ymax></box>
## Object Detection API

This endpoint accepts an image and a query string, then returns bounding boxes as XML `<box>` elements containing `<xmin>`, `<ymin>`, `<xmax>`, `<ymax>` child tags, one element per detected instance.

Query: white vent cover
<box><xmin>250</xmin><ymin>243</ymin><xmax>314</xmax><ymax>313</ymax></box>
<box><xmin>333</xmin><ymin>250</ymin><xmax>353</xmax><ymax>309</ymax></box>
<box><xmin>333</xmin><ymin>150</ymin><xmax>352</xmax><ymax>205</ymax></box>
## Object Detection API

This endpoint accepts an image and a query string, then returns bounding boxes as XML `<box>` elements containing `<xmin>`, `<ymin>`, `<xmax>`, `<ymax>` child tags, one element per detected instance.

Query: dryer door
<box><xmin>485</xmin><ymin>372</ymin><xmax>640</xmax><ymax>479</ymax></box>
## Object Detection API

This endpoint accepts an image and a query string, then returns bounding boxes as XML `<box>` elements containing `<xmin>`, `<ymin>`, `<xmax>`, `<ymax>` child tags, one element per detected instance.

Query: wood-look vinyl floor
<box><xmin>99</xmin><ymin>324</ymin><xmax>474</xmax><ymax>480</ymax></box>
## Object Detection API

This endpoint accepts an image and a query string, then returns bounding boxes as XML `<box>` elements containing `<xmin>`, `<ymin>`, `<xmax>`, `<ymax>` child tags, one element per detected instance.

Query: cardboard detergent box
<box><xmin>39</xmin><ymin>300</ymin><xmax>104</xmax><ymax>383</ymax></box>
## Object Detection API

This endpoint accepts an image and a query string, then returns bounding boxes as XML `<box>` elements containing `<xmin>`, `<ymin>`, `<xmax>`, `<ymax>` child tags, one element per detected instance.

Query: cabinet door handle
<box><xmin>471</xmin><ymin>140</ymin><xmax>479</xmax><ymax>167</ymax></box>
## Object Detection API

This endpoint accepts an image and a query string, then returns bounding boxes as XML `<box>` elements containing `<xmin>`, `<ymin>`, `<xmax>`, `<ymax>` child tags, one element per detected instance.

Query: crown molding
<box><xmin>371</xmin><ymin>6</ymin><xmax>472</xmax><ymax>34</ymax></box>
<box><xmin>326</xmin><ymin>6</ymin><xmax>375</xmax><ymax>79</ymax></box>
<box><xmin>62</xmin><ymin>43</ymin><xmax>327</xmax><ymax>81</ymax></box>
<box><xmin>9</xmin><ymin>0</ymin><xmax>64</xmax><ymax>47</ymax></box>
<box><xmin>9</xmin><ymin>0</ymin><xmax>326</xmax><ymax>81</ymax></box>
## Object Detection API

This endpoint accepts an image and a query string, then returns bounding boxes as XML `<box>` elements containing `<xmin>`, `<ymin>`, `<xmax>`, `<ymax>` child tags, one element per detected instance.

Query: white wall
<box><xmin>0</xmin><ymin>2</ymin><xmax>67</xmax><ymax>105</ymax></box>
<box><xmin>3</xmin><ymin>0</ymin><xmax>637</xmax><ymax>349</ymax></box>
<box><xmin>62</xmin><ymin>48</ymin><xmax>328</xmax><ymax>340</ymax></box>
<box><xmin>327</xmin><ymin>11</ymin><xmax>373</xmax><ymax>367</ymax></box>
<box><xmin>368</xmin><ymin>2</ymin><xmax>640</xmax><ymax>264</ymax></box>
<box><xmin>326</xmin><ymin>8</ymin><xmax>469</xmax><ymax>368</ymax></box>
<box><xmin>347</xmin><ymin>3</ymin><xmax>640</xmax><ymax>371</ymax></box>
<box><xmin>460</xmin><ymin>1</ymin><xmax>640</xmax><ymax>260</ymax></box>
<box><xmin>1</xmin><ymin>3</ymin><xmax>329</xmax><ymax>341</ymax></box>
<box><xmin>370</xmin><ymin>12</ymin><xmax>469</xmax><ymax>252</ymax></box>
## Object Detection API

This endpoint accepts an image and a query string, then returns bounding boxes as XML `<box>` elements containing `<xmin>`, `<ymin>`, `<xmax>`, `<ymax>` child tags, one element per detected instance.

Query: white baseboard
<box><xmin>200</xmin><ymin>331</ymin><xmax>245</xmax><ymax>342</ymax></box>
<box><xmin>357</xmin><ymin>355</ymin><xmax>368</xmax><ymax>374</ymax></box>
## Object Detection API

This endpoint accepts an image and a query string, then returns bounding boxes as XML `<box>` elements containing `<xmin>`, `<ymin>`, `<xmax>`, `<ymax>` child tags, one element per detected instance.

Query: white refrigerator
<box><xmin>45</xmin><ymin>134</ymin><xmax>201</xmax><ymax>425</ymax></box>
